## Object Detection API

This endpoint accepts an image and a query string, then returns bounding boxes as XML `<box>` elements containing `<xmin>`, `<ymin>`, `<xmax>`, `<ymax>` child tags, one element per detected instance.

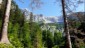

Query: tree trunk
<box><xmin>0</xmin><ymin>0</ymin><xmax>12</xmax><ymax>44</ymax></box>
<box><xmin>0</xmin><ymin>0</ymin><xmax>2</xmax><ymax>8</ymax></box>
<box><xmin>29</xmin><ymin>12</ymin><xmax>33</xmax><ymax>32</ymax></box>
<box><xmin>61</xmin><ymin>0</ymin><xmax>72</xmax><ymax>48</ymax></box>
<box><xmin>0</xmin><ymin>0</ymin><xmax>2</xmax><ymax>4</ymax></box>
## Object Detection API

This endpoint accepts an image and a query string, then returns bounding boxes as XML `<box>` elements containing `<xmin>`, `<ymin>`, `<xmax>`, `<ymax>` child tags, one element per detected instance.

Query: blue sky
<box><xmin>14</xmin><ymin>0</ymin><xmax>84</xmax><ymax>16</ymax></box>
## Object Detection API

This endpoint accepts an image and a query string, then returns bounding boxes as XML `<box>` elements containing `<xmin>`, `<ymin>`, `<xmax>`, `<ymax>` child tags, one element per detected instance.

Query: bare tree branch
<box><xmin>29</xmin><ymin>0</ymin><xmax>43</xmax><ymax>11</ymax></box>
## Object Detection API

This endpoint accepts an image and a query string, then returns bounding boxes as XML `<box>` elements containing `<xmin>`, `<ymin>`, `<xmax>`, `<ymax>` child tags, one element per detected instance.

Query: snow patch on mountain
<box><xmin>25</xmin><ymin>14</ymin><xmax>63</xmax><ymax>23</ymax></box>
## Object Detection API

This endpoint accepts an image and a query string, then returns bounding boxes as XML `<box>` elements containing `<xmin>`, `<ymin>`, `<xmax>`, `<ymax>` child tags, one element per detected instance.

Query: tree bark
<box><xmin>0</xmin><ymin>0</ymin><xmax>12</xmax><ymax>44</ymax></box>
<box><xmin>0</xmin><ymin>0</ymin><xmax>2</xmax><ymax>8</ymax></box>
<box><xmin>29</xmin><ymin>12</ymin><xmax>33</xmax><ymax>32</ymax></box>
<box><xmin>61</xmin><ymin>0</ymin><xmax>72</xmax><ymax>48</ymax></box>
<box><xmin>0</xmin><ymin>0</ymin><xmax>2</xmax><ymax>4</ymax></box>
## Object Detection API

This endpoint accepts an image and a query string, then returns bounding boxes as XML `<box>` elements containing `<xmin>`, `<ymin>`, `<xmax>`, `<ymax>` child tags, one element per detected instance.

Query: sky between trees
<box><xmin>14</xmin><ymin>0</ymin><xmax>84</xmax><ymax>16</ymax></box>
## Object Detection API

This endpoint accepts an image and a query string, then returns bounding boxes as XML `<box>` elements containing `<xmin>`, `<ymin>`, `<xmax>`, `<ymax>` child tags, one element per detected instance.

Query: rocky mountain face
<box><xmin>25</xmin><ymin>14</ymin><xmax>63</xmax><ymax>24</ymax></box>
<box><xmin>23</xmin><ymin>8</ymin><xmax>64</xmax><ymax>24</ymax></box>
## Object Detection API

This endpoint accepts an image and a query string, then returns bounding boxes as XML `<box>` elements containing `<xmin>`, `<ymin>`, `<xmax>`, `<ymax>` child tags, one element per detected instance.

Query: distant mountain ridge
<box><xmin>24</xmin><ymin>9</ymin><xmax>84</xmax><ymax>24</ymax></box>
<box><xmin>22</xmin><ymin>9</ymin><xmax>64</xmax><ymax>23</ymax></box>
<box><xmin>25</xmin><ymin>14</ymin><xmax>64</xmax><ymax>24</ymax></box>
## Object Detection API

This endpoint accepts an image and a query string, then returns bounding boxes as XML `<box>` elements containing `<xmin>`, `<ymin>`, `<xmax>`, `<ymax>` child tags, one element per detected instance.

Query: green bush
<box><xmin>52</xmin><ymin>45</ymin><xmax>59</xmax><ymax>48</ymax></box>
<box><xmin>0</xmin><ymin>43</ymin><xmax>14</xmax><ymax>48</ymax></box>
<box><xmin>8</xmin><ymin>23</ymin><xmax>23</xmax><ymax>47</ymax></box>
<box><xmin>80</xmin><ymin>42</ymin><xmax>85</xmax><ymax>48</ymax></box>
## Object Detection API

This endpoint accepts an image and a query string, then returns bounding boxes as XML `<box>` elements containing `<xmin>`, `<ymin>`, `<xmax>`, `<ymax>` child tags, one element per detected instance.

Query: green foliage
<box><xmin>70</xmin><ymin>21</ymin><xmax>81</xmax><ymax>28</ymax></box>
<box><xmin>54</xmin><ymin>32</ymin><xmax>62</xmax><ymax>45</ymax></box>
<box><xmin>54</xmin><ymin>31</ymin><xmax>65</xmax><ymax>48</ymax></box>
<box><xmin>33</xmin><ymin>30</ymin><xmax>42</xmax><ymax>48</ymax></box>
<box><xmin>80</xmin><ymin>43</ymin><xmax>85</xmax><ymax>48</ymax></box>
<box><xmin>42</xmin><ymin>30</ymin><xmax>65</xmax><ymax>48</ymax></box>
<box><xmin>30</xmin><ymin>23</ymin><xmax>43</xmax><ymax>48</ymax></box>
<box><xmin>0</xmin><ymin>43</ymin><xmax>14</xmax><ymax>48</ymax></box>
<box><xmin>42</xmin><ymin>30</ymin><xmax>47</xmax><ymax>47</ymax></box>
<box><xmin>52</xmin><ymin>45</ymin><xmax>59</xmax><ymax>48</ymax></box>
<box><xmin>19</xmin><ymin>22</ymin><xmax>32</xmax><ymax>48</ymax></box>
<box><xmin>42</xmin><ymin>30</ymin><xmax>54</xmax><ymax>48</ymax></box>
<box><xmin>8</xmin><ymin>23</ymin><xmax>23</xmax><ymax>47</ymax></box>
<box><xmin>0</xmin><ymin>0</ymin><xmax>67</xmax><ymax>48</ymax></box>
<box><xmin>78</xmin><ymin>40</ymin><xmax>85</xmax><ymax>48</ymax></box>
<box><xmin>47</xmin><ymin>30</ymin><xmax>54</xmax><ymax>48</ymax></box>
<box><xmin>75</xmin><ymin>22</ymin><xmax>81</xmax><ymax>28</ymax></box>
